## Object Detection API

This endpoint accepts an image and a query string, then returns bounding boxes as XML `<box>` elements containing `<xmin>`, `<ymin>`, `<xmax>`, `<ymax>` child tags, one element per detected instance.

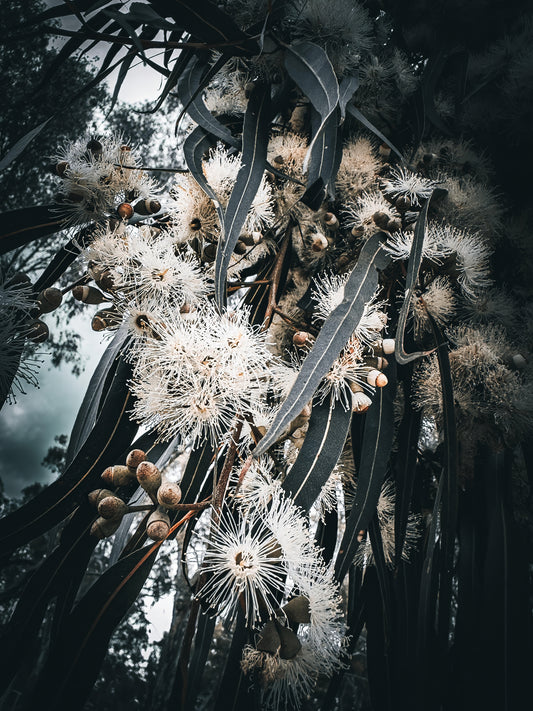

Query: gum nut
<box><xmin>88</xmin><ymin>488</ymin><xmax>115</xmax><ymax>507</ymax></box>
<box><xmin>293</xmin><ymin>331</ymin><xmax>310</xmax><ymax>347</ymax></box>
<box><xmin>136</xmin><ymin>461</ymin><xmax>162</xmax><ymax>491</ymax></box>
<box><xmin>157</xmin><ymin>482</ymin><xmax>182</xmax><ymax>509</ymax></box>
<box><xmin>98</xmin><ymin>496</ymin><xmax>128</xmax><ymax>520</ymax></box>
<box><xmin>126</xmin><ymin>449</ymin><xmax>146</xmax><ymax>469</ymax></box>
<box><xmin>90</xmin><ymin>516</ymin><xmax>121</xmax><ymax>539</ymax></box>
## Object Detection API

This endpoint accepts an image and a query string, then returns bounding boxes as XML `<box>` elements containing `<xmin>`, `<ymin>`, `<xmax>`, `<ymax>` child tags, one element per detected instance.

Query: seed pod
<box><xmin>386</xmin><ymin>218</ymin><xmax>402</xmax><ymax>233</ymax></box>
<box><xmin>88</xmin><ymin>488</ymin><xmax>115</xmax><ymax>507</ymax></box>
<box><xmin>379</xmin><ymin>143</ymin><xmax>391</xmax><ymax>158</ymax></box>
<box><xmin>117</xmin><ymin>202</ymin><xmax>134</xmax><ymax>220</ymax></box>
<box><xmin>146</xmin><ymin>507</ymin><xmax>171</xmax><ymax>541</ymax></box>
<box><xmin>293</xmin><ymin>331</ymin><xmax>311</xmax><ymax>348</ymax></box>
<box><xmin>366</xmin><ymin>369</ymin><xmax>388</xmax><ymax>387</ymax></box>
<box><xmin>203</xmin><ymin>243</ymin><xmax>217</xmax><ymax>262</ymax></box>
<box><xmin>157</xmin><ymin>481</ymin><xmax>182</xmax><ymax>509</ymax></box>
<box><xmin>136</xmin><ymin>461</ymin><xmax>162</xmax><ymax>501</ymax></box>
<box><xmin>382</xmin><ymin>338</ymin><xmax>395</xmax><ymax>354</ymax></box>
<box><xmin>101</xmin><ymin>464</ymin><xmax>136</xmax><ymax>488</ymax></box>
<box><xmin>372</xmin><ymin>211</ymin><xmax>390</xmax><ymax>230</ymax></box>
<box><xmin>55</xmin><ymin>161</ymin><xmax>69</xmax><ymax>177</ymax></box>
<box><xmin>277</xmin><ymin>623</ymin><xmax>302</xmax><ymax>660</ymax></box>
<box><xmin>395</xmin><ymin>196</ymin><xmax>412</xmax><ymax>212</ymax></box>
<box><xmin>282</xmin><ymin>596</ymin><xmax>311</xmax><ymax>624</ymax></box>
<box><xmin>27</xmin><ymin>320</ymin><xmax>49</xmax><ymax>343</ymax></box>
<box><xmin>310</xmin><ymin>233</ymin><xmax>328</xmax><ymax>253</ymax></box>
<box><xmin>352</xmin><ymin>391</ymin><xmax>372</xmax><ymax>413</ymax></box>
<box><xmin>126</xmin><ymin>449</ymin><xmax>146</xmax><ymax>469</ymax></box>
<box><xmin>134</xmin><ymin>199</ymin><xmax>161</xmax><ymax>215</ymax></box>
<box><xmin>37</xmin><ymin>287</ymin><xmax>63</xmax><ymax>314</ymax></box>
<box><xmin>72</xmin><ymin>285</ymin><xmax>108</xmax><ymax>304</ymax></box>
<box><xmin>92</xmin><ymin>308</ymin><xmax>119</xmax><ymax>332</ymax></box>
<box><xmin>256</xmin><ymin>621</ymin><xmax>281</xmax><ymax>654</ymax></box>
<box><xmin>512</xmin><ymin>353</ymin><xmax>527</xmax><ymax>370</ymax></box>
<box><xmin>90</xmin><ymin>516</ymin><xmax>121</xmax><ymax>539</ymax></box>
<box><xmin>86</xmin><ymin>138</ymin><xmax>103</xmax><ymax>156</ymax></box>
<box><xmin>233</xmin><ymin>240</ymin><xmax>248</xmax><ymax>255</ymax></box>
<box><xmin>98</xmin><ymin>495</ymin><xmax>128</xmax><ymax>520</ymax></box>
<box><xmin>323</xmin><ymin>212</ymin><xmax>339</xmax><ymax>230</ymax></box>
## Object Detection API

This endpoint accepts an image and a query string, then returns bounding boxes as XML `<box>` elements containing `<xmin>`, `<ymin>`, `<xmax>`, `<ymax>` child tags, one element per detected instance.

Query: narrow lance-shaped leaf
<box><xmin>0</xmin><ymin>204</ymin><xmax>65</xmax><ymax>255</ymax></box>
<box><xmin>346</xmin><ymin>103</ymin><xmax>405</xmax><ymax>162</ymax></box>
<box><xmin>282</xmin><ymin>393</ymin><xmax>352</xmax><ymax>513</ymax></box>
<box><xmin>339</xmin><ymin>74</ymin><xmax>360</xmax><ymax>122</ymax></box>
<box><xmin>335</xmin><ymin>360</ymin><xmax>397</xmax><ymax>582</ymax></box>
<box><xmin>301</xmin><ymin>106</ymin><xmax>343</xmax><ymax>209</ymax></box>
<box><xmin>395</xmin><ymin>197</ymin><xmax>435</xmax><ymax>364</ymax></box>
<box><xmin>284</xmin><ymin>41</ymin><xmax>339</xmax><ymax>172</ymax></box>
<box><xmin>214</xmin><ymin>83</ymin><xmax>271</xmax><ymax>308</ymax></box>
<box><xmin>176</xmin><ymin>55</ymin><xmax>237</xmax><ymax>146</ymax></box>
<box><xmin>0</xmin><ymin>117</ymin><xmax>53</xmax><ymax>171</ymax></box>
<box><xmin>254</xmin><ymin>233</ymin><xmax>390</xmax><ymax>457</ymax></box>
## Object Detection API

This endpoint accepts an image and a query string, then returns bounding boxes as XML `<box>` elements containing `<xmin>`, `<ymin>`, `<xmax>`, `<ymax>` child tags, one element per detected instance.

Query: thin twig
<box><xmin>213</xmin><ymin>418</ymin><xmax>244</xmax><ymax>511</ymax></box>
<box><xmin>262</xmin><ymin>225</ymin><xmax>292</xmax><ymax>329</ymax></box>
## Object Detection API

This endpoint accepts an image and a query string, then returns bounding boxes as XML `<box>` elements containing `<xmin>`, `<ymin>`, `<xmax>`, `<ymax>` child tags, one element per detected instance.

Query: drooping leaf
<box><xmin>0</xmin><ymin>118</ymin><xmax>53</xmax><ymax>172</ymax></box>
<box><xmin>339</xmin><ymin>74</ymin><xmax>360</xmax><ymax>121</ymax></box>
<box><xmin>149</xmin><ymin>0</ymin><xmax>258</xmax><ymax>55</ymax></box>
<box><xmin>0</xmin><ymin>205</ymin><xmax>65</xmax><ymax>255</ymax></box>
<box><xmin>365</xmin><ymin>566</ymin><xmax>394</xmax><ymax>711</ymax></box>
<box><xmin>23</xmin><ymin>542</ymin><xmax>161</xmax><ymax>711</ymax></box>
<box><xmin>335</xmin><ymin>359</ymin><xmax>397</xmax><ymax>582</ymax></box>
<box><xmin>284</xmin><ymin>41</ymin><xmax>339</xmax><ymax>172</ymax></box>
<box><xmin>184</xmin><ymin>611</ymin><xmax>217</xmax><ymax>708</ymax></box>
<box><xmin>0</xmin><ymin>358</ymin><xmax>137</xmax><ymax>556</ymax></box>
<box><xmin>183</xmin><ymin>126</ymin><xmax>225</xmax><ymax>231</ymax></box>
<box><xmin>214</xmin><ymin>82</ymin><xmax>271</xmax><ymax>307</ymax></box>
<box><xmin>282</xmin><ymin>394</ymin><xmax>352</xmax><ymax>513</ymax></box>
<box><xmin>301</xmin><ymin>106</ymin><xmax>343</xmax><ymax>209</ymax></box>
<box><xmin>176</xmin><ymin>55</ymin><xmax>237</xmax><ymax>145</ymax></box>
<box><xmin>214</xmin><ymin>609</ymin><xmax>254</xmax><ymax>711</ymax></box>
<box><xmin>346</xmin><ymin>103</ymin><xmax>405</xmax><ymax>162</ymax></box>
<box><xmin>255</xmin><ymin>233</ymin><xmax>390</xmax><ymax>457</ymax></box>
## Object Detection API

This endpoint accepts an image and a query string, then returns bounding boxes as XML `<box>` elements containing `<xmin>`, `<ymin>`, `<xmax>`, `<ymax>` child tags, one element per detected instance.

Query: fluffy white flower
<box><xmin>381</xmin><ymin>166</ymin><xmax>438</xmax><ymax>206</ymax></box>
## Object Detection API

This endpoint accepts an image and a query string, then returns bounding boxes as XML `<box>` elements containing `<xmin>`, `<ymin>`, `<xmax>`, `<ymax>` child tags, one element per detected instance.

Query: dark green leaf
<box><xmin>282</xmin><ymin>394</ymin><xmax>351</xmax><ymax>512</ymax></box>
<box><xmin>185</xmin><ymin>612</ymin><xmax>217</xmax><ymax>707</ymax></box>
<box><xmin>339</xmin><ymin>74</ymin><xmax>360</xmax><ymax>121</ymax></box>
<box><xmin>255</xmin><ymin>233</ymin><xmax>390</xmax><ymax>457</ymax></box>
<box><xmin>0</xmin><ymin>118</ymin><xmax>52</xmax><ymax>171</ymax></box>
<box><xmin>0</xmin><ymin>359</ymin><xmax>137</xmax><ymax>556</ymax></box>
<box><xmin>335</xmin><ymin>359</ymin><xmax>397</xmax><ymax>582</ymax></box>
<box><xmin>0</xmin><ymin>205</ymin><xmax>65</xmax><ymax>255</ymax></box>
<box><xmin>214</xmin><ymin>83</ymin><xmax>271</xmax><ymax>307</ymax></box>
<box><xmin>394</xmin><ymin>197</ymin><xmax>435</xmax><ymax>364</ymax></box>
<box><xmin>301</xmin><ymin>106</ymin><xmax>343</xmax><ymax>209</ymax></box>
<box><xmin>346</xmin><ymin>103</ymin><xmax>405</xmax><ymax>162</ymax></box>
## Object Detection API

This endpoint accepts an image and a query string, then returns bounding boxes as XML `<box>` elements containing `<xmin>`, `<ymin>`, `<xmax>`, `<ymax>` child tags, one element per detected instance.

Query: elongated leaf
<box><xmin>184</xmin><ymin>612</ymin><xmax>217</xmax><ymax>708</ymax></box>
<box><xmin>147</xmin><ymin>47</ymin><xmax>194</xmax><ymax>113</ymax></box>
<box><xmin>282</xmin><ymin>394</ymin><xmax>351</xmax><ymax>512</ymax></box>
<box><xmin>346</xmin><ymin>103</ymin><xmax>405</xmax><ymax>162</ymax></box>
<box><xmin>395</xmin><ymin>198</ymin><xmax>435</xmax><ymax>364</ymax></box>
<box><xmin>149</xmin><ymin>0</ymin><xmax>257</xmax><ymax>54</ymax></box>
<box><xmin>0</xmin><ymin>118</ymin><xmax>53</xmax><ymax>171</ymax></box>
<box><xmin>214</xmin><ymin>609</ymin><xmax>254</xmax><ymax>711</ymax></box>
<box><xmin>183</xmin><ymin>126</ymin><xmax>225</xmax><ymax>228</ymax></box>
<box><xmin>33</xmin><ymin>226</ymin><xmax>95</xmax><ymax>293</ymax></box>
<box><xmin>301</xmin><ymin>106</ymin><xmax>343</xmax><ymax>209</ymax></box>
<box><xmin>284</xmin><ymin>41</ymin><xmax>339</xmax><ymax>172</ymax></box>
<box><xmin>0</xmin><ymin>507</ymin><xmax>96</xmax><ymax>695</ymax></box>
<box><xmin>177</xmin><ymin>55</ymin><xmax>237</xmax><ymax>145</ymax></box>
<box><xmin>335</xmin><ymin>359</ymin><xmax>397</xmax><ymax>582</ymax></box>
<box><xmin>180</xmin><ymin>439</ymin><xmax>215</xmax><ymax>505</ymax></box>
<box><xmin>66</xmin><ymin>329</ymin><xmax>128</xmax><ymax>466</ymax></box>
<box><xmin>0</xmin><ymin>359</ymin><xmax>137</xmax><ymax>555</ymax></box>
<box><xmin>24</xmin><ymin>542</ymin><xmax>161</xmax><ymax>711</ymax></box>
<box><xmin>0</xmin><ymin>205</ymin><xmax>65</xmax><ymax>255</ymax></box>
<box><xmin>255</xmin><ymin>233</ymin><xmax>390</xmax><ymax>457</ymax></box>
<box><xmin>339</xmin><ymin>74</ymin><xmax>360</xmax><ymax>121</ymax></box>
<box><xmin>365</xmin><ymin>567</ymin><xmax>394</xmax><ymax>711</ymax></box>
<box><xmin>214</xmin><ymin>83</ymin><xmax>271</xmax><ymax>307</ymax></box>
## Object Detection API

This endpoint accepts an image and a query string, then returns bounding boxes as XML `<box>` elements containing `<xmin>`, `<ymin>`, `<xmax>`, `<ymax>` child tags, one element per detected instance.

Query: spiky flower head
<box><xmin>381</xmin><ymin>166</ymin><xmax>438</xmax><ymax>207</ymax></box>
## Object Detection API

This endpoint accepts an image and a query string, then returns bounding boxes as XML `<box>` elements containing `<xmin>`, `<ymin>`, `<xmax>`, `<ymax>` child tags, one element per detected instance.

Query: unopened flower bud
<box><xmin>310</xmin><ymin>233</ymin><xmax>328</xmax><ymax>253</ymax></box>
<box><xmin>352</xmin><ymin>391</ymin><xmax>372</xmax><ymax>413</ymax></box>
<box><xmin>72</xmin><ymin>285</ymin><xmax>108</xmax><ymax>304</ymax></box>
<box><xmin>27</xmin><ymin>319</ymin><xmax>49</xmax><ymax>343</ymax></box>
<box><xmin>101</xmin><ymin>464</ymin><xmax>136</xmax><ymax>487</ymax></box>
<box><xmin>146</xmin><ymin>507</ymin><xmax>171</xmax><ymax>541</ymax></box>
<box><xmin>382</xmin><ymin>338</ymin><xmax>395</xmax><ymax>354</ymax></box>
<box><xmin>157</xmin><ymin>481</ymin><xmax>182</xmax><ymax>509</ymax></box>
<box><xmin>366</xmin><ymin>369</ymin><xmax>388</xmax><ymax>387</ymax></box>
<box><xmin>55</xmin><ymin>161</ymin><xmax>69</xmax><ymax>177</ymax></box>
<box><xmin>37</xmin><ymin>287</ymin><xmax>63</xmax><ymax>314</ymax></box>
<box><xmin>293</xmin><ymin>331</ymin><xmax>311</xmax><ymax>348</ymax></box>
<box><xmin>91</xmin><ymin>516</ymin><xmax>121</xmax><ymax>539</ymax></box>
<box><xmin>88</xmin><ymin>488</ymin><xmax>115</xmax><ymax>507</ymax></box>
<box><xmin>511</xmin><ymin>353</ymin><xmax>527</xmax><ymax>370</ymax></box>
<box><xmin>86</xmin><ymin>138</ymin><xmax>103</xmax><ymax>156</ymax></box>
<box><xmin>136</xmin><ymin>461</ymin><xmax>162</xmax><ymax>501</ymax></box>
<box><xmin>203</xmin><ymin>243</ymin><xmax>217</xmax><ymax>262</ymax></box>
<box><xmin>386</xmin><ymin>218</ymin><xmax>402</xmax><ymax>233</ymax></box>
<box><xmin>234</xmin><ymin>240</ymin><xmax>248</xmax><ymax>255</ymax></box>
<box><xmin>126</xmin><ymin>449</ymin><xmax>146</xmax><ymax>469</ymax></box>
<box><xmin>98</xmin><ymin>495</ymin><xmax>128</xmax><ymax>520</ymax></box>
<box><xmin>379</xmin><ymin>143</ymin><xmax>391</xmax><ymax>158</ymax></box>
<box><xmin>134</xmin><ymin>199</ymin><xmax>161</xmax><ymax>216</ymax></box>
<box><xmin>92</xmin><ymin>308</ymin><xmax>119</xmax><ymax>332</ymax></box>
<box><xmin>117</xmin><ymin>202</ymin><xmax>134</xmax><ymax>220</ymax></box>
<box><xmin>323</xmin><ymin>212</ymin><xmax>339</xmax><ymax>230</ymax></box>
<box><xmin>395</xmin><ymin>196</ymin><xmax>412</xmax><ymax>212</ymax></box>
